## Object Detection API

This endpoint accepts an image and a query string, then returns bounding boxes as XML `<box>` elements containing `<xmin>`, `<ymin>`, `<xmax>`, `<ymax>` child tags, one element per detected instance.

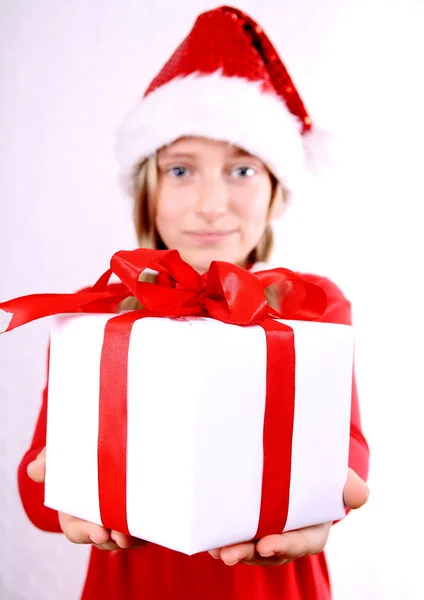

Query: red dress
<box><xmin>17</xmin><ymin>272</ymin><xmax>370</xmax><ymax>600</ymax></box>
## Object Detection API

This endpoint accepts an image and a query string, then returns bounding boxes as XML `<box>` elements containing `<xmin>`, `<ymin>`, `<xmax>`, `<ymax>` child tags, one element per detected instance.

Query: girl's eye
<box><xmin>168</xmin><ymin>166</ymin><xmax>189</xmax><ymax>178</ymax></box>
<box><xmin>231</xmin><ymin>165</ymin><xmax>256</xmax><ymax>178</ymax></box>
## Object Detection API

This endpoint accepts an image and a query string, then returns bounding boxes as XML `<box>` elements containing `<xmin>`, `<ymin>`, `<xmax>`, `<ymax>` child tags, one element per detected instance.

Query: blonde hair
<box><xmin>121</xmin><ymin>153</ymin><xmax>286</xmax><ymax>311</ymax></box>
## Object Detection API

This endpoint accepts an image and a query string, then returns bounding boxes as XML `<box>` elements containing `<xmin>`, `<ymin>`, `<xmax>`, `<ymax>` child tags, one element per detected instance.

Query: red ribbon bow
<box><xmin>0</xmin><ymin>248</ymin><xmax>327</xmax><ymax>543</ymax></box>
<box><xmin>0</xmin><ymin>248</ymin><xmax>326</xmax><ymax>332</ymax></box>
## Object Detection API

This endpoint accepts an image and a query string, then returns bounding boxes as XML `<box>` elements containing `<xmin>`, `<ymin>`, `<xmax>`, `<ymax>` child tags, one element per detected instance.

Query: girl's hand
<box><xmin>208</xmin><ymin>468</ymin><xmax>369</xmax><ymax>567</ymax></box>
<box><xmin>27</xmin><ymin>447</ymin><xmax>147</xmax><ymax>551</ymax></box>
<box><xmin>58</xmin><ymin>512</ymin><xmax>147</xmax><ymax>551</ymax></box>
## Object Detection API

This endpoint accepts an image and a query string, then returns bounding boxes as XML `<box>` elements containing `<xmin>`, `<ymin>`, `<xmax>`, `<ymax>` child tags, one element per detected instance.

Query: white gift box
<box><xmin>45</xmin><ymin>313</ymin><xmax>354</xmax><ymax>555</ymax></box>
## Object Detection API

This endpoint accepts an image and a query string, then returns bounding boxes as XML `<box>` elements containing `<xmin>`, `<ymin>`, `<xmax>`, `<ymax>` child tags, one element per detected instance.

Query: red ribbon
<box><xmin>0</xmin><ymin>248</ymin><xmax>327</xmax><ymax>541</ymax></box>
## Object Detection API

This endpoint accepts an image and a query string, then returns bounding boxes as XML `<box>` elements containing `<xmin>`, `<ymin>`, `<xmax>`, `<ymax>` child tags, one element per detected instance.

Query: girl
<box><xmin>18</xmin><ymin>6</ymin><xmax>369</xmax><ymax>600</ymax></box>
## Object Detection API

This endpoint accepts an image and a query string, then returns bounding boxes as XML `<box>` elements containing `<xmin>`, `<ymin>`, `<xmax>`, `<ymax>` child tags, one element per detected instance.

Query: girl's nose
<box><xmin>196</xmin><ymin>177</ymin><xmax>228</xmax><ymax>220</ymax></box>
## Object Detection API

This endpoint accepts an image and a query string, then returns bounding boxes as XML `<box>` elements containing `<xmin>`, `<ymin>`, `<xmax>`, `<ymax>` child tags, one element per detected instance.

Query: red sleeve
<box><xmin>17</xmin><ymin>376</ymin><xmax>61</xmax><ymax>533</ymax></box>
<box><xmin>306</xmin><ymin>274</ymin><xmax>370</xmax><ymax>486</ymax></box>
<box><xmin>16</xmin><ymin>287</ymin><xmax>123</xmax><ymax>533</ymax></box>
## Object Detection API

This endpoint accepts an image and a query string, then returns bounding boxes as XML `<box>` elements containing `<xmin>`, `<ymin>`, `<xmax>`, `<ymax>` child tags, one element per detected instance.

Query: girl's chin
<box><xmin>180</xmin><ymin>250</ymin><xmax>245</xmax><ymax>274</ymax></box>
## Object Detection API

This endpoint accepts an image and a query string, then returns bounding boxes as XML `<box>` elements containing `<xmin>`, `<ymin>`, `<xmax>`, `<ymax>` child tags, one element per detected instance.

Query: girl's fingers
<box><xmin>256</xmin><ymin>523</ymin><xmax>331</xmax><ymax>560</ymax></box>
<box><xmin>212</xmin><ymin>523</ymin><xmax>331</xmax><ymax>567</ymax></box>
<box><xmin>219</xmin><ymin>542</ymin><xmax>257</xmax><ymax>566</ymax></box>
<box><xmin>59</xmin><ymin>512</ymin><xmax>110</xmax><ymax>545</ymax></box>
<box><xmin>110</xmin><ymin>530</ymin><xmax>139</xmax><ymax>549</ymax></box>
<box><xmin>27</xmin><ymin>447</ymin><xmax>46</xmax><ymax>483</ymax></box>
<box><xmin>91</xmin><ymin>540</ymin><xmax>121</xmax><ymax>551</ymax></box>
<box><xmin>59</xmin><ymin>514</ymin><xmax>147</xmax><ymax>551</ymax></box>
<box><xmin>208</xmin><ymin>548</ymin><xmax>222</xmax><ymax>560</ymax></box>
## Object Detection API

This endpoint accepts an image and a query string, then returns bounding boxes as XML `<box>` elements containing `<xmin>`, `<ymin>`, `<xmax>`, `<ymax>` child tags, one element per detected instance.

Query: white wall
<box><xmin>1</xmin><ymin>1</ymin><xmax>423</xmax><ymax>598</ymax></box>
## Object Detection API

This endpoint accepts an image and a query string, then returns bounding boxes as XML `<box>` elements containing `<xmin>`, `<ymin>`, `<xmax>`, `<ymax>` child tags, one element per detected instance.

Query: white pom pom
<box><xmin>302</xmin><ymin>126</ymin><xmax>334</xmax><ymax>176</ymax></box>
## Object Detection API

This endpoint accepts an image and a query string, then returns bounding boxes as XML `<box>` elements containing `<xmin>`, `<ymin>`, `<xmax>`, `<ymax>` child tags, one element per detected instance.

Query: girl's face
<box><xmin>155</xmin><ymin>136</ymin><xmax>274</xmax><ymax>274</ymax></box>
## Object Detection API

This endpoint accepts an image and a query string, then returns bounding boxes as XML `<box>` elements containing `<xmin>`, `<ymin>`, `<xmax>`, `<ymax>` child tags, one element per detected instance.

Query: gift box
<box><xmin>0</xmin><ymin>248</ymin><xmax>354</xmax><ymax>555</ymax></box>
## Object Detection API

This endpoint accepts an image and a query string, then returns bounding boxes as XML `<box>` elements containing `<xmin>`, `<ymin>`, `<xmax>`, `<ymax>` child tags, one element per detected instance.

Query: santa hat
<box><xmin>115</xmin><ymin>5</ymin><xmax>324</xmax><ymax>193</ymax></box>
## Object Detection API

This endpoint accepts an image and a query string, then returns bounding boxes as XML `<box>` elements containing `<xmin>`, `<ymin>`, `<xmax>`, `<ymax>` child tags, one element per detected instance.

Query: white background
<box><xmin>0</xmin><ymin>1</ymin><xmax>423</xmax><ymax>599</ymax></box>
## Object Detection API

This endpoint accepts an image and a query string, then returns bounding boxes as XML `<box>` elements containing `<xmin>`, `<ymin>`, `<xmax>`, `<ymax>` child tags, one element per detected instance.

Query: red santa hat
<box><xmin>115</xmin><ymin>5</ymin><xmax>323</xmax><ymax>193</ymax></box>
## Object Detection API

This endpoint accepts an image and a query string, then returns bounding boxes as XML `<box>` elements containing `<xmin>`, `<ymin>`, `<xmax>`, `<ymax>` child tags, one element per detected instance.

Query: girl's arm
<box><xmin>17</xmin><ymin>381</ymin><xmax>61</xmax><ymax>533</ymax></box>
<box><xmin>315</xmin><ymin>275</ymin><xmax>370</xmax><ymax>486</ymax></box>
<box><xmin>17</xmin><ymin>288</ymin><xmax>123</xmax><ymax>533</ymax></box>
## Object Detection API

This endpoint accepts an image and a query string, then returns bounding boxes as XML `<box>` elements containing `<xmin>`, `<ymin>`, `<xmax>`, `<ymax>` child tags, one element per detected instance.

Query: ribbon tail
<box><xmin>0</xmin><ymin>307</ymin><xmax>13</xmax><ymax>334</ymax></box>
<box><xmin>0</xmin><ymin>291</ymin><xmax>127</xmax><ymax>334</ymax></box>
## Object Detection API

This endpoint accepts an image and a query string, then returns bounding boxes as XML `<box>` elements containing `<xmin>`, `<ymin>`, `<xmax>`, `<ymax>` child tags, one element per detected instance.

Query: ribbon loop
<box><xmin>205</xmin><ymin>262</ymin><xmax>269</xmax><ymax>324</ymax></box>
<box><xmin>254</xmin><ymin>268</ymin><xmax>327</xmax><ymax>321</ymax></box>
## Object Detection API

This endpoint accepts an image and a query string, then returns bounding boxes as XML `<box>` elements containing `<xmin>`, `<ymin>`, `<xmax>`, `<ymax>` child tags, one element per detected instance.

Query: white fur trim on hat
<box><xmin>115</xmin><ymin>70</ymin><xmax>306</xmax><ymax>192</ymax></box>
